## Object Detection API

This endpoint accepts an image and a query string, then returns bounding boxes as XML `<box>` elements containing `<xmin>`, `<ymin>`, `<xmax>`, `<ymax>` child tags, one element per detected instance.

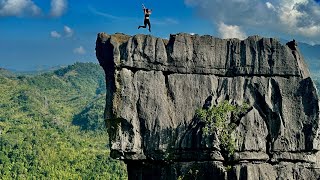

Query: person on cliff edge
<box><xmin>138</xmin><ymin>4</ymin><xmax>152</xmax><ymax>32</ymax></box>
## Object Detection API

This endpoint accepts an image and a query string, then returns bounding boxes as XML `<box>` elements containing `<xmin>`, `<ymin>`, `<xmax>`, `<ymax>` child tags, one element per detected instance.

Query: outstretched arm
<box><xmin>142</xmin><ymin>4</ymin><xmax>146</xmax><ymax>9</ymax></box>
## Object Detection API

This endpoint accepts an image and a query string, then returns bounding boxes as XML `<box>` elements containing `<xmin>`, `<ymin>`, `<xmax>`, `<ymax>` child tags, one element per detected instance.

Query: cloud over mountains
<box><xmin>185</xmin><ymin>0</ymin><xmax>320</xmax><ymax>43</ymax></box>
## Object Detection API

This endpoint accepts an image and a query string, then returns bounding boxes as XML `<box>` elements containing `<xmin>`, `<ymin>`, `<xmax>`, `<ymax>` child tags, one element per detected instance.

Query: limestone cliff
<box><xmin>96</xmin><ymin>32</ymin><xmax>320</xmax><ymax>179</ymax></box>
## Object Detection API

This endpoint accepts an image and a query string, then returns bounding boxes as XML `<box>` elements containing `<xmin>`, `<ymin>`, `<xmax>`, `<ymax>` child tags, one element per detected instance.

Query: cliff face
<box><xmin>96</xmin><ymin>32</ymin><xmax>320</xmax><ymax>179</ymax></box>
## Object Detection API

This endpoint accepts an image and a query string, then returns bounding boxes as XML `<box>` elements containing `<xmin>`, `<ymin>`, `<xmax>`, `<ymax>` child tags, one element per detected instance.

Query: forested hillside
<box><xmin>0</xmin><ymin>62</ymin><xmax>127</xmax><ymax>179</ymax></box>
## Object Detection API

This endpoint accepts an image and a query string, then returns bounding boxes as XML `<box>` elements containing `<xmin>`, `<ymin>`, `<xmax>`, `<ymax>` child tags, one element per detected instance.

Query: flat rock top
<box><xmin>96</xmin><ymin>32</ymin><xmax>310</xmax><ymax>78</ymax></box>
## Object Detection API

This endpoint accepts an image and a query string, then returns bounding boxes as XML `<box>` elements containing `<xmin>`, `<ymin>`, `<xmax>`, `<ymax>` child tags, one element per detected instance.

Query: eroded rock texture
<box><xmin>96</xmin><ymin>32</ymin><xmax>320</xmax><ymax>180</ymax></box>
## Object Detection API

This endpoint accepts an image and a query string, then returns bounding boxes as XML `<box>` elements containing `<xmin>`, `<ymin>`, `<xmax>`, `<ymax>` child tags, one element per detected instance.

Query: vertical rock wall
<box><xmin>96</xmin><ymin>32</ymin><xmax>320</xmax><ymax>179</ymax></box>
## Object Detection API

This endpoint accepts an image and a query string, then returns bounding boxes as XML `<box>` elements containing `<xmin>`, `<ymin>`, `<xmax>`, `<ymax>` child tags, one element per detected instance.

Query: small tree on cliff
<box><xmin>196</xmin><ymin>100</ymin><xmax>249</xmax><ymax>160</ymax></box>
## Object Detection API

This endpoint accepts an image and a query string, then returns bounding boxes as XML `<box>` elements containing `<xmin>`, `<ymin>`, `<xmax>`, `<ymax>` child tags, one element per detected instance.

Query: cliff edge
<box><xmin>96</xmin><ymin>32</ymin><xmax>320</xmax><ymax>179</ymax></box>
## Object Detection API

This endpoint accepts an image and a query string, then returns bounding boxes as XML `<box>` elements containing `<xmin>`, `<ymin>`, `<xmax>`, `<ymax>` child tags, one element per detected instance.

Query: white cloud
<box><xmin>278</xmin><ymin>1</ymin><xmax>305</xmax><ymax>27</ymax></box>
<box><xmin>0</xmin><ymin>0</ymin><xmax>41</xmax><ymax>17</ymax></box>
<box><xmin>185</xmin><ymin>0</ymin><xmax>320</xmax><ymax>43</ymax></box>
<box><xmin>50</xmin><ymin>31</ymin><xmax>61</xmax><ymax>38</ymax></box>
<box><xmin>50</xmin><ymin>25</ymin><xmax>73</xmax><ymax>39</ymax></box>
<box><xmin>218</xmin><ymin>22</ymin><xmax>247</xmax><ymax>40</ymax></box>
<box><xmin>64</xmin><ymin>25</ymin><xmax>73</xmax><ymax>37</ymax></box>
<box><xmin>266</xmin><ymin>2</ymin><xmax>275</xmax><ymax>10</ymax></box>
<box><xmin>73</xmin><ymin>46</ymin><xmax>86</xmax><ymax>55</ymax></box>
<box><xmin>50</xmin><ymin>0</ymin><xmax>67</xmax><ymax>17</ymax></box>
<box><xmin>272</xmin><ymin>0</ymin><xmax>320</xmax><ymax>40</ymax></box>
<box><xmin>296</xmin><ymin>25</ymin><xmax>320</xmax><ymax>37</ymax></box>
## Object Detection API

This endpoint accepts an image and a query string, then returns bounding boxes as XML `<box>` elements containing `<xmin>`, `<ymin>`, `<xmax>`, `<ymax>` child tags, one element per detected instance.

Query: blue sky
<box><xmin>1</xmin><ymin>0</ymin><xmax>320</xmax><ymax>71</ymax></box>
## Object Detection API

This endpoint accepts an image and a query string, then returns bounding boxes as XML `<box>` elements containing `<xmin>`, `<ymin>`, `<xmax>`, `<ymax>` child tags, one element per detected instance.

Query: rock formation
<box><xmin>96</xmin><ymin>32</ymin><xmax>320</xmax><ymax>179</ymax></box>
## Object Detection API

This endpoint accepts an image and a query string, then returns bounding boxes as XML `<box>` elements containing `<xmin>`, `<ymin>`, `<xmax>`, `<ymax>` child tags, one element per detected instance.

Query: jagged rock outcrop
<box><xmin>96</xmin><ymin>32</ymin><xmax>320</xmax><ymax>179</ymax></box>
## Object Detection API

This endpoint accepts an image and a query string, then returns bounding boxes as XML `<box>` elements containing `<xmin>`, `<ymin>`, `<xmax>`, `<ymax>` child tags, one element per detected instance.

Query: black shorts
<box><xmin>144</xmin><ymin>19</ymin><xmax>150</xmax><ymax>26</ymax></box>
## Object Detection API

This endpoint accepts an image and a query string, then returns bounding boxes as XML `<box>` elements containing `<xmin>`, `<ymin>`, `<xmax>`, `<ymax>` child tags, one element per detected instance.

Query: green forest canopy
<box><xmin>0</xmin><ymin>62</ymin><xmax>127</xmax><ymax>179</ymax></box>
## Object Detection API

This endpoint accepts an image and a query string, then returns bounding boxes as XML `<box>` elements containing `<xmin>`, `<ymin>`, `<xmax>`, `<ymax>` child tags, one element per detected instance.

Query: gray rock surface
<box><xmin>96</xmin><ymin>32</ymin><xmax>320</xmax><ymax>179</ymax></box>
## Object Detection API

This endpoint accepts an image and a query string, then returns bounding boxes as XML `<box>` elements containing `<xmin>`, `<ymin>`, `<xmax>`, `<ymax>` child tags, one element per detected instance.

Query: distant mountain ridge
<box><xmin>0</xmin><ymin>68</ymin><xmax>15</xmax><ymax>77</ymax></box>
<box><xmin>298</xmin><ymin>43</ymin><xmax>320</xmax><ymax>71</ymax></box>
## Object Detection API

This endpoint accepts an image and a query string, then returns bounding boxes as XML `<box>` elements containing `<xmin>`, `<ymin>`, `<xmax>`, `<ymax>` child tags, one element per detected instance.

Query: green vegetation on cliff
<box><xmin>0</xmin><ymin>62</ymin><xmax>127</xmax><ymax>179</ymax></box>
<box><xmin>196</xmin><ymin>101</ymin><xmax>249</xmax><ymax>159</ymax></box>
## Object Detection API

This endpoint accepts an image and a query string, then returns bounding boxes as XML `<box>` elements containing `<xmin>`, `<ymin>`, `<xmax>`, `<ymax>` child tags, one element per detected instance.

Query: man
<box><xmin>138</xmin><ymin>4</ymin><xmax>152</xmax><ymax>32</ymax></box>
